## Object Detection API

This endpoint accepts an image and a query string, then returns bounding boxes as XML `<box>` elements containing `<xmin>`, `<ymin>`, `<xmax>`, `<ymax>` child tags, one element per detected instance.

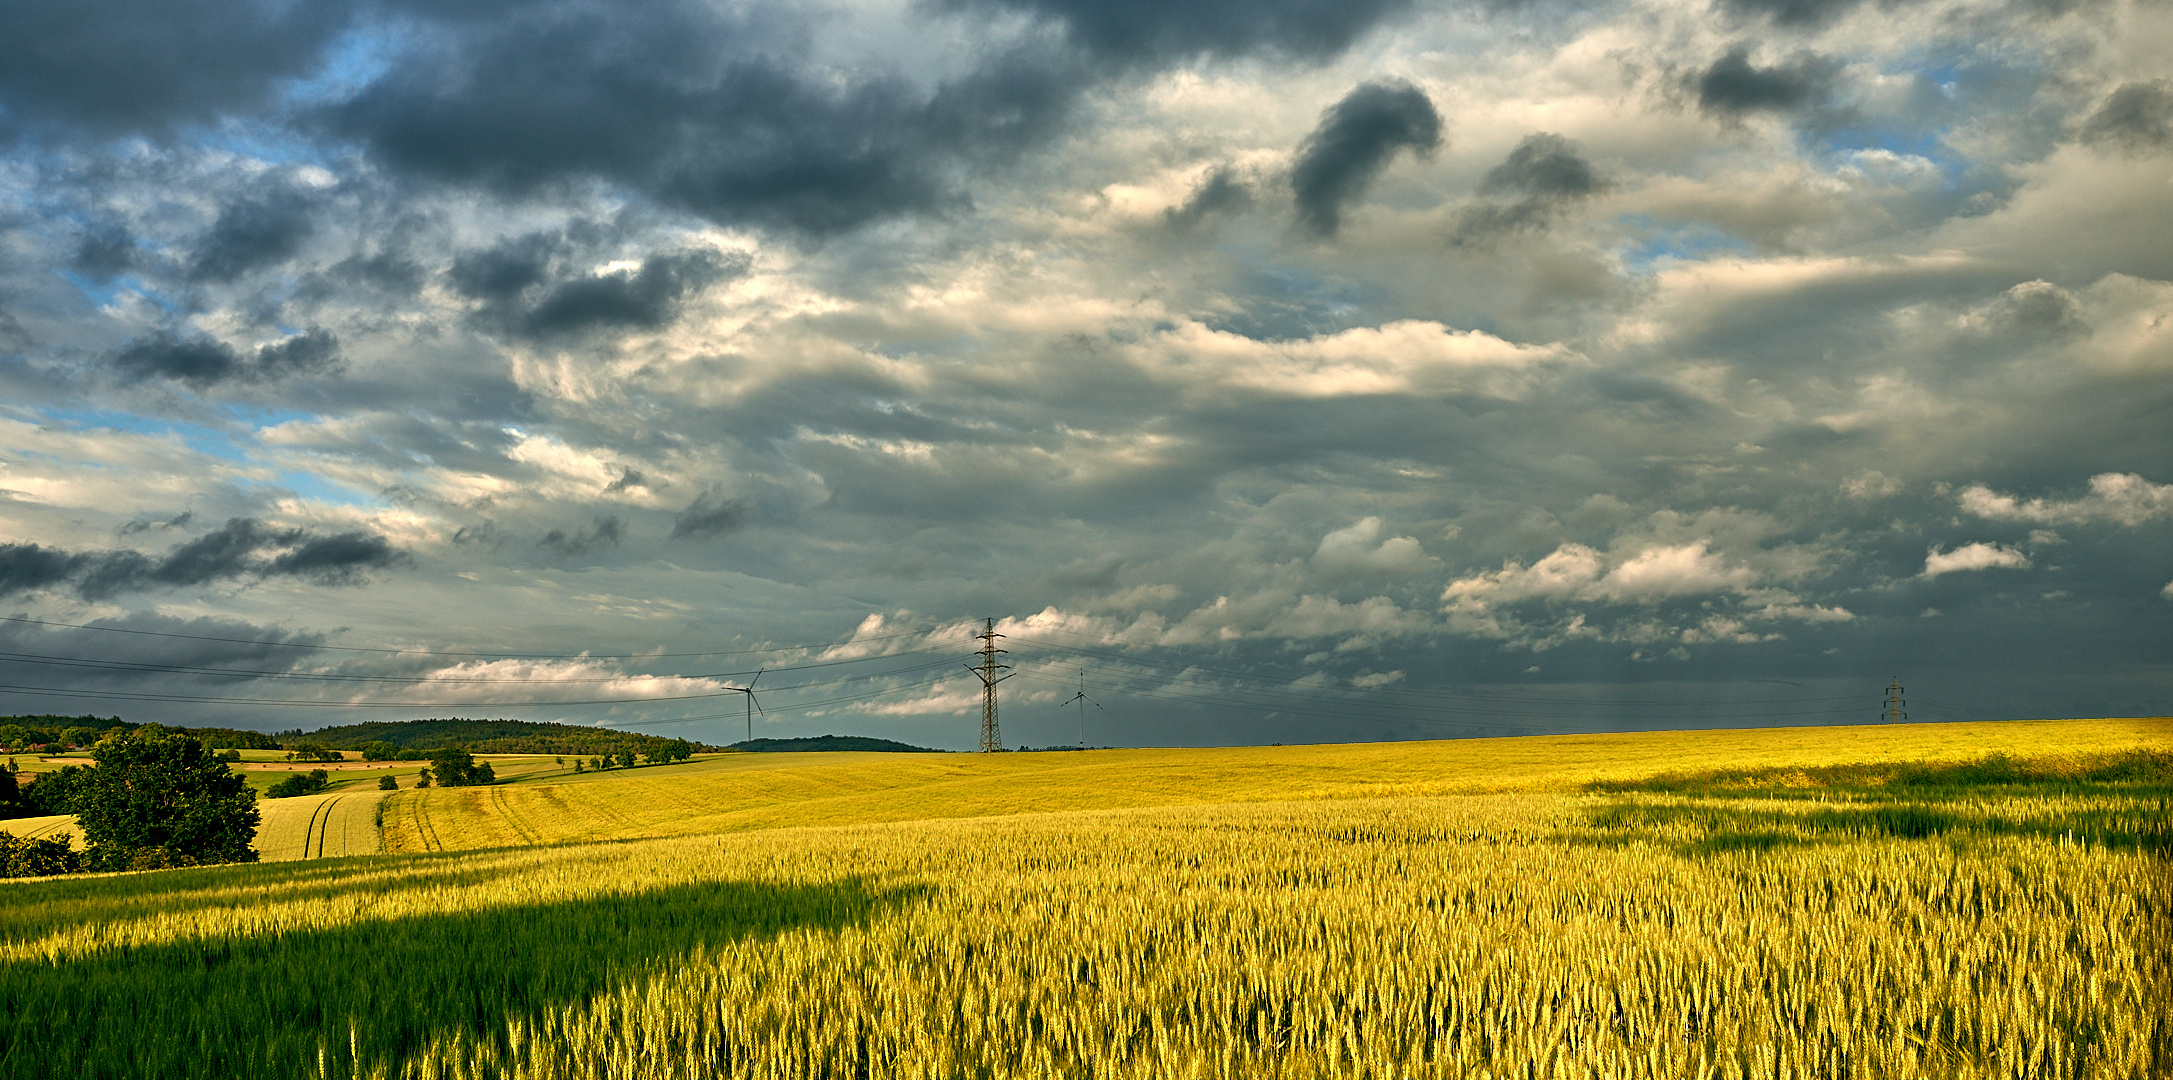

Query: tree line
<box><xmin>0</xmin><ymin>715</ymin><xmax>281</xmax><ymax>754</ymax></box>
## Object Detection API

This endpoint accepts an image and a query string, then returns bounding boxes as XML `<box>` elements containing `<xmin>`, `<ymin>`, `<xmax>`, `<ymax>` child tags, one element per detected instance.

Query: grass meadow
<box><xmin>1</xmin><ymin>718</ymin><xmax>2167</xmax><ymax>1079</ymax></box>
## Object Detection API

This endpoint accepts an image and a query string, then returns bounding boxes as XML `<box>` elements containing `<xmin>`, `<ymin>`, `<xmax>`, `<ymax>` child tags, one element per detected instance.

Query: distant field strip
<box><xmin>0</xmin><ymin>814</ymin><xmax>81</xmax><ymax>846</ymax></box>
<box><xmin>254</xmin><ymin>790</ymin><xmax>388</xmax><ymax>862</ymax></box>
<box><xmin>383</xmin><ymin>717</ymin><xmax>2172</xmax><ymax>852</ymax></box>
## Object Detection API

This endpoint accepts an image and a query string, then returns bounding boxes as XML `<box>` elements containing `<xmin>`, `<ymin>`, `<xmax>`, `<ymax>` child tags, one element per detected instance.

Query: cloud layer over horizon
<box><xmin>0</xmin><ymin>0</ymin><xmax>2167</xmax><ymax>747</ymax></box>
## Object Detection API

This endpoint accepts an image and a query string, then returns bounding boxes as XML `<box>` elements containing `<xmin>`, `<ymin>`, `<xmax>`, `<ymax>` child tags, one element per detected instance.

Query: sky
<box><xmin>0</xmin><ymin>0</ymin><xmax>2168</xmax><ymax>750</ymax></box>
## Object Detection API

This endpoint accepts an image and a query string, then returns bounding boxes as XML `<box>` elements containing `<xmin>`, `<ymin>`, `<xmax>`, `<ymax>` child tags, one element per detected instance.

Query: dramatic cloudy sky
<box><xmin>1</xmin><ymin>0</ymin><xmax>2168</xmax><ymax>748</ymax></box>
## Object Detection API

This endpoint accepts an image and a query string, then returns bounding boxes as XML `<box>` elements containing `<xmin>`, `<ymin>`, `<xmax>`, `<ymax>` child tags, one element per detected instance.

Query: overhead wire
<box><xmin>0</xmin><ymin>612</ymin><xmax>955</xmax><ymax>660</ymax></box>
<box><xmin>0</xmin><ymin>638</ymin><xmax>970</xmax><ymax>686</ymax></box>
<box><xmin>1010</xmin><ymin>633</ymin><xmax>1870</xmax><ymax>711</ymax></box>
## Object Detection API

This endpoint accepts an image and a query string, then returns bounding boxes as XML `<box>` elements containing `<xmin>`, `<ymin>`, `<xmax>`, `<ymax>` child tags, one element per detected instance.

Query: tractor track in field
<box><xmin>490</xmin><ymin>785</ymin><xmax>543</xmax><ymax>845</ymax></box>
<box><xmin>306</xmin><ymin>794</ymin><xmax>348</xmax><ymax>859</ymax></box>
<box><xmin>413</xmin><ymin>792</ymin><xmax>444</xmax><ymax>852</ymax></box>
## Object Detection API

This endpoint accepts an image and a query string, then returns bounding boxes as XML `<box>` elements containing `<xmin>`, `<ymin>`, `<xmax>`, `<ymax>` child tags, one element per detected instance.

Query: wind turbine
<box><xmin>730</xmin><ymin>670</ymin><xmax>764</xmax><ymax>744</ymax></box>
<box><xmin>1059</xmin><ymin>669</ymin><xmax>1100</xmax><ymax>749</ymax></box>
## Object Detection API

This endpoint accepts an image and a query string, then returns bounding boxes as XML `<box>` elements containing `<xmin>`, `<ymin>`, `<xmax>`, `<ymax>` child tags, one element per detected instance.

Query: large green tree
<box><xmin>76</xmin><ymin>726</ymin><xmax>259</xmax><ymax>869</ymax></box>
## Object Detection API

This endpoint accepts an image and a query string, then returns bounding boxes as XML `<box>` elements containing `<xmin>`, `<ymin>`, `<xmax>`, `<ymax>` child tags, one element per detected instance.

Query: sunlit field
<box><xmin>380</xmin><ymin>718</ymin><xmax>2168</xmax><ymax>851</ymax></box>
<box><xmin>3</xmin><ymin>719</ymin><xmax>2167</xmax><ymax>1079</ymax></box>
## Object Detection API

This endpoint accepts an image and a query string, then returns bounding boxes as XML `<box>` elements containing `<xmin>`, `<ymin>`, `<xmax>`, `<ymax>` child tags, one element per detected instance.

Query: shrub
<box><xmin>378</xmin><ymin>775</ymin><xmax>398</xmax><ymax>790</ymax></box>
<box><xmin>0</xmin><ymin>832</ymin><xmax>79</xmax><ymax>877</ymax></box>
<box><xmin>75</xmin><ymin>726</ymin><xmax>259</xmax><ymax>867</ymax></box>
<box><xmin>267</xmin><ymin>770</ymin><xmax>331</xmax><ymax>798</ymax></box>
<box><xmin>217</xmin><ymin>748</ymin><xmax>243</xmax><ymax>762</ymax></box>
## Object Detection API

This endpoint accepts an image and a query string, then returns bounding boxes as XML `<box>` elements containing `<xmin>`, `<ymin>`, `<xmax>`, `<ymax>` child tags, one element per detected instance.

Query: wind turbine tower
<box><xmin>1061</xmin><ymin>669</ymin><xmax>1100</xmax><ymax>749</ymax></box>
<box><xmin>731</xmin><ymin>670</ymin><xmax>765</xmax><ymax>743</ymax></box>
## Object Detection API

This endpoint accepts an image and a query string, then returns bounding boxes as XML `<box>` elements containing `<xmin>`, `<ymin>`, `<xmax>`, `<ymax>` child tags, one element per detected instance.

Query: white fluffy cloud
<box><xmin>1442</xmin><ymin>539</ymin><xmax>1754</xmax><ymax>610</ymax></box>
<box><xmin>1959</xmin><ymin>473</ymin><xmax>2173</xmax><ymax>527</ymax></box>
<box><xmin>1312</xmin><ymin>517</ymin><xmax>1437</xmax><ymax>579</ymax></box>
<box><xmin>1923</xmin><ymin>543</ymin><xmax>2031</xmax><ymax>578</ymax></box>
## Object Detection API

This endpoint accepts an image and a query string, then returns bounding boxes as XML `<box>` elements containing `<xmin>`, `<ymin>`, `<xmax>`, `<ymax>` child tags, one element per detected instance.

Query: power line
<box><xmin>0</xmin><ymin>638</ymin><xmax>969</xmax><ymax>686</ymax></box>
<box><xmin>1009</xmin><ymin>633</ymin><xmax>1867</xmax><ymax>710</ymax></box>
<box><xmin>0</xmin><ymin>653</ymin><xmax>973</xmax><ymax>712</ymax></box>
<box><xmin>0</xmin><ymin>612</ymin><xmax>952</xmax><ymax>660</ymax></box>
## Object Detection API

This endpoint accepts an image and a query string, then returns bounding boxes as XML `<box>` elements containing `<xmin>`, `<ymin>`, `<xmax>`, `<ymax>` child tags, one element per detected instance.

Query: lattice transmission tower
<box><xmin>969</xmin><ymin>618</ymin><xmax>1013</xmax><ymax>752</ymax></box>
<box><xmin>1883</xmin><ymin>677</ymin><xmax>1907</xmax><ymax>724</ymax></box>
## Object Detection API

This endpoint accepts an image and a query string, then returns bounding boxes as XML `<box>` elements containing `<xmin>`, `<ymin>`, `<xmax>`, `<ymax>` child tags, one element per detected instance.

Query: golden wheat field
<box><xmin>3</xmin><ymin>719</ymin><xmax>2168</xmax><ymax>1079</ymax></box>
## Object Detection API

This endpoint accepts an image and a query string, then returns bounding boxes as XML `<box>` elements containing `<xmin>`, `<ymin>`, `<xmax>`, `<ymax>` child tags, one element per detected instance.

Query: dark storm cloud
<box><xmin>449</xmin><ymin>231</ymin><xmax>567</xmax><ymax>306</ymax></box>
<box><xmin>948</xmin><ymin>0</ymin><xmax>1412</xmax><ymax>63</ymax></box>
<box><xmin>450</xmin><ymin>231</ymin><xmax>750</xmax><ymax>339</ymax></box>
<box><xmin>521</xmin><ymin>250</ymin><xmax>748</xmax><ymax>337</ymax></box>
<box><xmin>1696</xmin><ymin>46</ymin><xmax>1838</xmax><ymax>116</ymax></box>
<box><xmin>0</xmin><ymin>543</ymin><xmax>80</xmax><ymax>598</ymax></box>
<box><xmin>0</xmin><ymin>518</ymin><xmax>404</xmax><ymax>599</ymax></box>
<box><xmin>254</xmin><ymin>327</ymin><xmax>341</xmax><ymax>378</ymax></box>
<box><xmin>1163</xmin><ymin>167</ymin><xmax>1254</xmax><ymax>232</ymax></box>
<box><xmin>671</xmin><ymin>490</ymin><xmax>747</xmax><ymax>541</ymax></box>
<box><xmin>70</xmin><ymin>222</ymin><xmax>136</xmax><ymax>282</ymax></box>
<box><xmin>0</xmin><ymin>0</ymin><xmax>356</xmax><ymax>137</ymax></box>
<box><xmin>1714</xmin><ymin>0</ymin><xmax>1867</xmax><ymax>28</ymax></box>
<box><xmin>539</xmin><ymin>515</ymin><xmax>624</xmax><ymax>556</ymax></box>
<box><xmin>1291</xmin><ymin>80</ymin><xmax>1443</xmax><ymax>238</ymax></box>
<box><xmin>602</xmin><ymin>467</ymin><xmax>648</xmax><ymax>495</ymax></box>
<box><xmin>1453</xmin><ymin>133</ymin><xmax>1607</xmax><ymax>246</ymax></box>
<box><xmin>187</xmin><ymin>187</ymin><xmax>316</xmax><ymax>283</ymax></box>
<box><xmin>110</xmin><ymin>328</ymin><xmax>341</xmax><ymax>387</ymax></box>
<box><xmin>321</xmin><ymin>2</ymin><xmax>1084</xmax><ymax>237</ymax></box>
<box><xmin>2078</xmin><ymin>80</ymin><xmax>2173</xmax><ymax>151</ymax></box>
<box><xmin>1480</xmin><ymin>133</ymin><xmax>1605</xmax><ymax>199</ymax></box>
<box><xmin>111</xmin><ymin>331</ymin><xmax>244</xmax><ymax>386</ymax></box>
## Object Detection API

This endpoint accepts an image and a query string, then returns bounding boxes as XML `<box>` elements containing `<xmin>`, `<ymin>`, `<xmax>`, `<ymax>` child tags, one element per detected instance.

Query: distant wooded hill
<box><xmin>729</xmin><ymin>735</ymin><xmax>944</xmax><ymax>753</ymax></box>
<box><xmin>281</xmin><ymin>719</ymin><xmax>717</xmax><ymax>756</ymax></box>
<box><xmin>1</xmin><ymin>715</ymin><xmax>281</xmax><ymax>752</ymax></box>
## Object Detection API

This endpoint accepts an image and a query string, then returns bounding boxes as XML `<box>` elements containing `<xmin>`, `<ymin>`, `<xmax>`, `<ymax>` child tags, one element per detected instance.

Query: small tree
<box><xmin>74</xmin><ymin>727</ymin><xmax>258</xmax><ymax>868</ymax></box>
<box><xmin>378</xmin><ymin>775</ymin><xmax>398</xmax><ymax>790</ymax></box>
<box><xmin>60</xmin><ymin>726</ymin><xmax>96</xmax><ymax>748</ymax></box>
<box><xmin>0</xmin><ymin>769</ymin><xmax>27</xmax><ymax>819</ymax></box>
<box><xmin>612</xmin><ymin>746</ymin><xmax>637</xmax><ymax>770</ymax></box>
<box><xmin>360</xmin><ymin>742</ymin><xmax>399</xmax><ymax>761</ymax></box>
<box><xmin>428</xmin><ymin>746</ymin><xmax>494</xmax><ymax>787</ymax></box>
<box><xmin>415</xmin><ymin>768</ymin><xmax>433</xmax><ymax>788</ymax></box>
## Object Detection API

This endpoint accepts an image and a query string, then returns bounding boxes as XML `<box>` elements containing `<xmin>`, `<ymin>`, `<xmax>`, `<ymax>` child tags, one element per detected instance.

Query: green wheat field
<box><xmin>3</xmin><ymin>717</ymin><xmax>2168</xmax><ymax>1079</ymax></box>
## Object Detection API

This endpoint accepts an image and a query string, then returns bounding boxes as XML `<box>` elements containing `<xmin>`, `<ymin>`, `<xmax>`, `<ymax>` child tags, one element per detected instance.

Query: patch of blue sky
<box><xmin>1614</xmin><ymin>217</ymin><xmax>1752</xmax><ymax>276</ymax></box>
<box><xmin>37</xmin><ymin>406</ymin><xmax>252</xmax><ymax>463</ymax></box>
<box><xmin>221</xmin><ymin>404</ymin><xmax>317</xmax><ymax>430</ymax></box>
<box><xmin>259</xmin><ymin>469</ymin><xmax>382</xmax><ymax>509</ymax></box>
<box><xmin>1204</xmin><ymin>261</ymin><xmax>1383</xmax><ymax>343</ymax></box>
<box><xmin>282</xmin><ymin>25</ymin><xmax>399</xmax><ymax>108</ymax></box>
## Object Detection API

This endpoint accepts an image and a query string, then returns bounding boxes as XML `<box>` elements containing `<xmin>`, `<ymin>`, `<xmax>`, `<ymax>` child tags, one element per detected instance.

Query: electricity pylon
<box><xmin>1060</xmin><ymin>669</ymin><xmax>1100</xmax><ymax>749</ymax></box>
<box><xmin>730</xmin><ymin>669</ymin><xmax>764</xmax><ymax>743</ymax></box>
<box><xmin>969</xmin><ymin>619</ymin><xmax>1012</xmax><ymax>752</ymax></box>
<box><xmin>1883</xmin><ymin>677</ymin><xmax>1906</xmax><ymax>725</ymax></box>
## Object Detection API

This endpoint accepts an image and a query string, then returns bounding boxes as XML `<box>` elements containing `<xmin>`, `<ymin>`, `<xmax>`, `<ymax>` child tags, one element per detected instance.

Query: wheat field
<box><xmin>3</xmin><ymin>719</ymin><xmax>2167</xmax><ymax>1079</ymax></box>
<box><xmin>380</xmin><ymin>717</ymin><xmax>2168</xmax><ymax>852</ymax></box>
